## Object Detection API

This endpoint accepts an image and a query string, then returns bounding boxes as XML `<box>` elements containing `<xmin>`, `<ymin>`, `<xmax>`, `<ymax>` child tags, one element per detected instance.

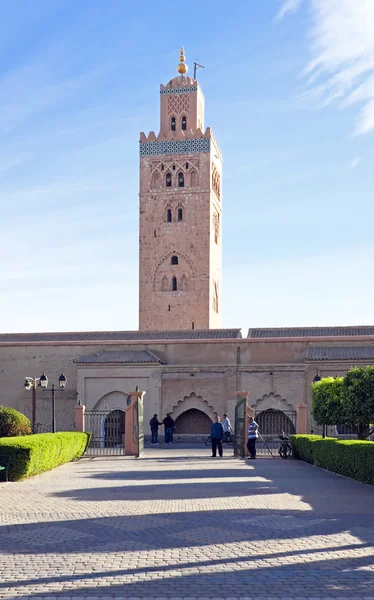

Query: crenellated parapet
<box><xmin>140</xmin><ymin>127</ymin><xmax>210</xmax><ymax>143</ymax></box>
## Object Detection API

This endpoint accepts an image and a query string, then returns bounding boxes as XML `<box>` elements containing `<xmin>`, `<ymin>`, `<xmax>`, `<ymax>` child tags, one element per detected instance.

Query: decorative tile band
<box><xmin>140</xmin><ymin>138</ymin><xmax>211</xmax><ymax>156</ymax></box>
<box><xmin>160</xmin><ymin>87</ymin><xmax>198</xmax><ymax>95</ymax></box>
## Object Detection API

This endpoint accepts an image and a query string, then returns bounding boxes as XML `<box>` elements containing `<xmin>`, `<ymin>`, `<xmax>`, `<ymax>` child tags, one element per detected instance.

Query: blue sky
<box><xmin>1</xmin><ymin>0</ymin><xmax>374</xmax><ymax>333</ymax></box>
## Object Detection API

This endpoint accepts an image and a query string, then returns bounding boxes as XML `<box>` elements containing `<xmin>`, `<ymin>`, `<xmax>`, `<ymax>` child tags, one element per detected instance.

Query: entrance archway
<box><xmin>255</xmin><ymin>408</ymin><xmax>296</xmax><ymax>435</ymax></box>
<box><xmin>175</xmin><ymin>409</ymin><xmax>212</xmax><ymax>434</ymax></box>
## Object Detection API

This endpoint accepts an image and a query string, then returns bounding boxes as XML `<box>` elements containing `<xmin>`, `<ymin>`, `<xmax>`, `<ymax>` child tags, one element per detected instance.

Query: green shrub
<box><xmin>290</xmin><ymin>434</ymin><xmax>322</xmax><ymax>463</ymax></box>
<box><xmin>0</xmin><ymin>406</ymin><xmax>32</xmax><ymax>437</ymax></box>
<box><xmin>291</xmin><ymin>434</ymin><xmax>374</xmax><ymax>485</ymax></box>
<box><xmin>0</xmin><ymin>432</ymin><xmax>90</xmax><ymax>481</ymax></box>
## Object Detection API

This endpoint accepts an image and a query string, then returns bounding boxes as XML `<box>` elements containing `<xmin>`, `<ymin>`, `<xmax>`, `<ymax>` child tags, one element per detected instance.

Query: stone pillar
<box><xmin>74</xmin><ymin>404</ymin><xmax>85</xmax><ymax>432</ymax></box>
<box><xmin>125</xmin><ymin>390</ymin><xmax>146</xmax><ymax>456</ymax></box>
<box><xmin>235</xmin><ymin>391</ymin><xmax>252</xmax><ymax>457</ymax></box>
<box><xmin>296</xmin><ymin>403</ymin><xmax>308</xmax><ymax>434</ymax></box>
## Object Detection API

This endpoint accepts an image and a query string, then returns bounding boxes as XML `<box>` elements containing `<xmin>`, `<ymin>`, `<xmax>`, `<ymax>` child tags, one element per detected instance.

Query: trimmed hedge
<box><xmin>0</xmin><ymin>432</ymin><xmax>90</xmax><ymax>481</ymax></box>
<box><xmin>291</xmin><ymin>434</ymin><xmax>374</xmax><ymax>485</ymax></box>
<box><xmin>0</xmin><ymin>406</ymin><xmax>32</xmax><ymax>437</ymax></box>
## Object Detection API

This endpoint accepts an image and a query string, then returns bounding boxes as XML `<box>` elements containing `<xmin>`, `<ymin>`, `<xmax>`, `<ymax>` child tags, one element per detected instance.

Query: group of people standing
<box><xmin>149</xmin><ymin>413</ymin><xmax>175</xmax><ymax>445</ymax></box>
<box><xmin>210</xmin><ymin>414</ymin><xmax>259</xmax><ymax>459</ymax></box>
<box><xmin>150</xmin><ymin>411</ymin><xmax>259</xmax><ymax>459</ymax></box>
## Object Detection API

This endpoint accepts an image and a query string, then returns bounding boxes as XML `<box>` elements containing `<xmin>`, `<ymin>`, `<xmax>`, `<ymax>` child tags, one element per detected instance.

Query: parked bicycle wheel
<box><xmin>224</xmin><ymin>433</ymin><xmax>234</xmax><ymax>446</ymax></box>
<box><xmin>279</xmin><ymin>444</ymin><xmax>292</xmax><ymax>459</ymax></box>
<box><xmin>205</xmin><ymin>436</ymin><xmax>212</xmax><ymax>447</ymax></box>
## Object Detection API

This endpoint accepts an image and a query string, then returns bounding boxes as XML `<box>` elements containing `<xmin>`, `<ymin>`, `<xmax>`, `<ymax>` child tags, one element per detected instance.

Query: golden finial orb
<box><xmin>177</xmin><ymin>46</ymin><xmax>188</xmax><ymax>75</ymax></box>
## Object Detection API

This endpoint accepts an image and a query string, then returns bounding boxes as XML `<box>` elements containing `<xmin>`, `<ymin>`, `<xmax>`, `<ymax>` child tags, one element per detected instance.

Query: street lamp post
<box><xmin>39</xmin><ymin>373</ymin><xmax>67</xmax><ymax>433</ymax></box>
<box><xmin>24</xmin><ymin>375</ymin><xmax>43</xmax><ymax>430</ymax></box>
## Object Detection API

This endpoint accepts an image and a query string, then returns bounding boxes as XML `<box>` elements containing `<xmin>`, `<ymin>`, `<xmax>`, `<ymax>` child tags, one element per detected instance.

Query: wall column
<box><xmin>74</xmin><ymin>404</ymin><xmax>86</xmax><ymax>432</ymax></box>
<box><xmin>235</xmin><ymin>391</ymin><xmax>252</xmax><ymax>457</ymax></box>
<box><xmin>296</xmin><ymin>403</ymin><xmax>308</xmax><ymax>434</ymax></box>
<box><xmin>125</xmin><ymin>390</ymin><xmax>146</xmax><ymax>456</ymax></box>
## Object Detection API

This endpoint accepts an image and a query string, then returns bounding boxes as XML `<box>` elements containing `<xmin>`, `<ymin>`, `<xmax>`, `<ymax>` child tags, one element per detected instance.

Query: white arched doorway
<box><xmin>85</xmin><ymin>391</ymin><xmax>129</xmax><ymax>454</ymax></box>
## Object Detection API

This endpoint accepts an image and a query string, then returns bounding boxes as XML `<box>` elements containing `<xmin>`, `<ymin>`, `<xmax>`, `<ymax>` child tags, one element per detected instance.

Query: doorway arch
<box><xmin>175</xmin><ymin>409</ymin><xmax>212</xmax><ymax>434</ymax></box>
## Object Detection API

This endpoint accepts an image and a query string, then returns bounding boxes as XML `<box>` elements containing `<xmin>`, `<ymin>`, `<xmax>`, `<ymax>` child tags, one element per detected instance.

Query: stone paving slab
<box><xmin>1</xmin><ymin>447</ymin><xmax>374</xmax><ymax>599</ymax></box>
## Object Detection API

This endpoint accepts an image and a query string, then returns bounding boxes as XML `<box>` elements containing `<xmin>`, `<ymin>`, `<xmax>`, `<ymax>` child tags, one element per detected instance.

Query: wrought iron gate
<box><xmin>85</xmin><ymin>409</ymin><xmax>125</xmax><ymax>455</ymax></box>
<box><xmin>255</xmin><ymin>408</ymin><xmax>297</xmax><ymax>456</ymax></box>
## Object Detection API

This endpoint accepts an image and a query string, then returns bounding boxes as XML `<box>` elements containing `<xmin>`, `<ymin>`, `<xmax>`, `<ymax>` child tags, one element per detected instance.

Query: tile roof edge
<box><xmin>73</xmin><ymin>349</ymin><xmax>166</xmax><ymax>365</ymax></box>
<box><xmin>0</xmin><ymin>328</ymin><xmax>242</xmax><ymax>337</ymax></box>
<box><xmin>4</xmin><ymin>335</ymin><xmax>374</xmax><ymax>347</ymax></box>
<box><xmin>247</xmin><ymin>326</ymin><xmax>374</xmax><ymax>337</ymax></box>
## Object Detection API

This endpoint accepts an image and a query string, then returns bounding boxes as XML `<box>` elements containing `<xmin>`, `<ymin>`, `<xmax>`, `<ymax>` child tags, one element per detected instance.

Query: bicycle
<box><xmin>278</xmin><ymin>432</ymin><xmax>292</xmax><ymax>459</ymax></box>
<box><xmin>205</xmin><ymin>432</ymin><xmax>234</xmax><ymax>447</ymax></box>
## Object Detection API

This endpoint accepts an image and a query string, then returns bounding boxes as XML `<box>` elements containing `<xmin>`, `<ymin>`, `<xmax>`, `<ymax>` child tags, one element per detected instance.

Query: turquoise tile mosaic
<box><xmin>140</xmin><ymin>138</ymin><xmax>211</xmax><ymax>156</ymax></box>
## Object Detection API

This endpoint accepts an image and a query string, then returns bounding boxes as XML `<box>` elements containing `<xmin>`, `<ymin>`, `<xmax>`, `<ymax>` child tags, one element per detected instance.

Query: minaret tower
<box><xmin>139</xmin><ymin>48</ymin><xmax>222</xmax><ymax>331</ymax></box>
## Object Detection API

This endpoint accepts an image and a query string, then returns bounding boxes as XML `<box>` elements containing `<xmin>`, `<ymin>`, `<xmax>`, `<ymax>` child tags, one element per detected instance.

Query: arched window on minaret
<box><xmin>171</xmin><ymin>116</ymin><xmax>176</xmax><ymax>131</ymax></box>
<box><xmin>171</xmin><ymin>255</ymin><xmax>178</xmax><ymax>265</ymax></box>
<box><xmin>172</xmin><ymin>276</ymin><xmax>177</xmax><ymax>291</ymax></box>
<box><xmin>178</xmin><ymin>208</ymin><xmax>183</xmax><ymax>221</ymax></box>
<box><xmin>166</xmin><ymin>172</ymin><xmax>172</xmax><ymax>187</ymax></box>
<box><xmin>178</xmin><ymin>172</ymin><xmax>184</xmax><ymax>187</ymax></box>
<box><xmin>161</xmin><ymin>276</ymin><xmax>169</xmax><ymax>291</ymax></box>
<box><xmin>181</xmin><ymin>116</ymin><xmax>187</xmax><ymax>130</ymax></box>
<box><xmin>190</xmin><ymin>170</ymin><xmax>197</xmax><ymax>187</ymax></box>
<box><xmin>166</xmin><ymin>208</ymin><xmax>172</xmax><ymax>222</ymax></box>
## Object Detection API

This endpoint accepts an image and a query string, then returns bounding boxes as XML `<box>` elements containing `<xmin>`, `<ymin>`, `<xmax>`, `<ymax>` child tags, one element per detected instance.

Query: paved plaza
<box><xmin>1</xmin><ymin>447</ymin><xmax>374</xmax><ymax>600</ymax></box>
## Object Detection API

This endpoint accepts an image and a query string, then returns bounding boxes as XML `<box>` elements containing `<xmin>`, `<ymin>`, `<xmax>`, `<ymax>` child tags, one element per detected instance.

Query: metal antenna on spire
<box><xmin>194</xmin><ymin>60</ymin><xmax>204</xmax><ymax>80</ymax></box>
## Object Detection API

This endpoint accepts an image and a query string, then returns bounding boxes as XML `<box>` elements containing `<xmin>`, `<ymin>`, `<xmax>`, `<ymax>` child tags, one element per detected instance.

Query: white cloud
<box><xmin>278</xmin><ymin>0</ymin><xmax>374</xmax><ymax>134</ymax></box>
<box><xmin>350</xmin><ymin>157</ymin><xmax>360</xmax><ymax>169</ymax></box>
<box><xmin>276</xmin><ymin>0</ymin><xmax>305</xmax><ymax>21</ymax></box>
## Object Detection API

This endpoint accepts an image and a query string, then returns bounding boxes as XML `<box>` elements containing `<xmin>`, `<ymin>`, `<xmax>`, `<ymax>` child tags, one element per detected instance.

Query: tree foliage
<box><xmin>312</xmin><ymin>377</ymin><xmax>346</xmax><ymax>426</ymax></box>
<box><xmin>344</xmin><ymin>366</ymin><xmax>374</xmax><ymax>440</ymax></box>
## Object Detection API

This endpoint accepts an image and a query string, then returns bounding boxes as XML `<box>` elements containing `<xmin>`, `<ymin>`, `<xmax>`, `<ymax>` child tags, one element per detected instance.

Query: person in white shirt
<box><xmin>222</xmin><ymin>413</ymin><xmax>233</xmax><ymax>442</ymax></box>
<box><xmin>247</xmin><ymin>416</ymin><xmax>258</xmax><ymax>459</ymax></box>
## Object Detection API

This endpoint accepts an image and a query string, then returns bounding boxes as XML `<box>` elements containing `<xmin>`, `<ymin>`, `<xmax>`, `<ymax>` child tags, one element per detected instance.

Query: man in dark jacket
<box><xmin>163</xmin><ymin>413</ymin><xmax>175</xmax><ymax>444</ymax></box>
<box><xmin>211</xmin><ymin>415</ymin><xmax>224</xmax><ymax>457</ymax></box>
<box><xmin>149</xmin><ymin>414</ymin><xmax>162</xmax><ymax>445</ymax></box>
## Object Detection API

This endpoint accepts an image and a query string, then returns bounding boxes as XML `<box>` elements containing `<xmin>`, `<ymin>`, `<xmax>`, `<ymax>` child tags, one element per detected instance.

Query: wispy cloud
<box><xmin>276</xmin><ymin>0</ymin><xmax>304</xmax><ymax>21</ymax></box>
<box><xmin>350</xmin><ymin>157</ymin><xmax>360</xmax><ymax>169</ymax></box>
<box><xmin>277</xmin><ymin>0</ymin><xmax>374</xmax><ymax>134</ymax></box>
<box><xmin>0</xmin><ymin>60</ymin><xmax>106</xmax><ymax>135</ymax></box>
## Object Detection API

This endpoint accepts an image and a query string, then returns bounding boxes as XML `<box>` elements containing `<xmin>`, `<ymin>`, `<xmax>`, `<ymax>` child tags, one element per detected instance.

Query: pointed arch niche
<box><xmin>180</xmin><ymin>274</ymin><xmax>188</xmax><ymax>291</ymax></box>
<box><xmin>152</xmin><ymin>171</ymin><xmax>161</xmax><ymax>189</ymax></box>
<box><xmin>190</xmin><ymin>170</ymin><xmax>198</xmax><ymax>187</ymax></box>
<box><xmin>152</xmin><ymin>250</ymin><xmax>196</xmax><ymax>292</ymax></box>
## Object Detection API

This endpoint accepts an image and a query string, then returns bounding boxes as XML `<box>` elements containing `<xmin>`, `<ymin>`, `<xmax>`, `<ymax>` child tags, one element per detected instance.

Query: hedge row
<box><xmin>291</xmin><ymin>434</ymin><xmax>374</xmax><ymax>485</ymax></box>
<box><xmin>0</xmin><ymin>432</ymin><xmax>90</xmax><ymax>481</ymax></box>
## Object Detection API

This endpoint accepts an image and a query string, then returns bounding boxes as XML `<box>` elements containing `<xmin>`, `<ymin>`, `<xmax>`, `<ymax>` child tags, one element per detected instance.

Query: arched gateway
<box><xmin>175</xmin><ymin>409</ymin><xmax>212</xmax><ymax>434</ymax></box>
